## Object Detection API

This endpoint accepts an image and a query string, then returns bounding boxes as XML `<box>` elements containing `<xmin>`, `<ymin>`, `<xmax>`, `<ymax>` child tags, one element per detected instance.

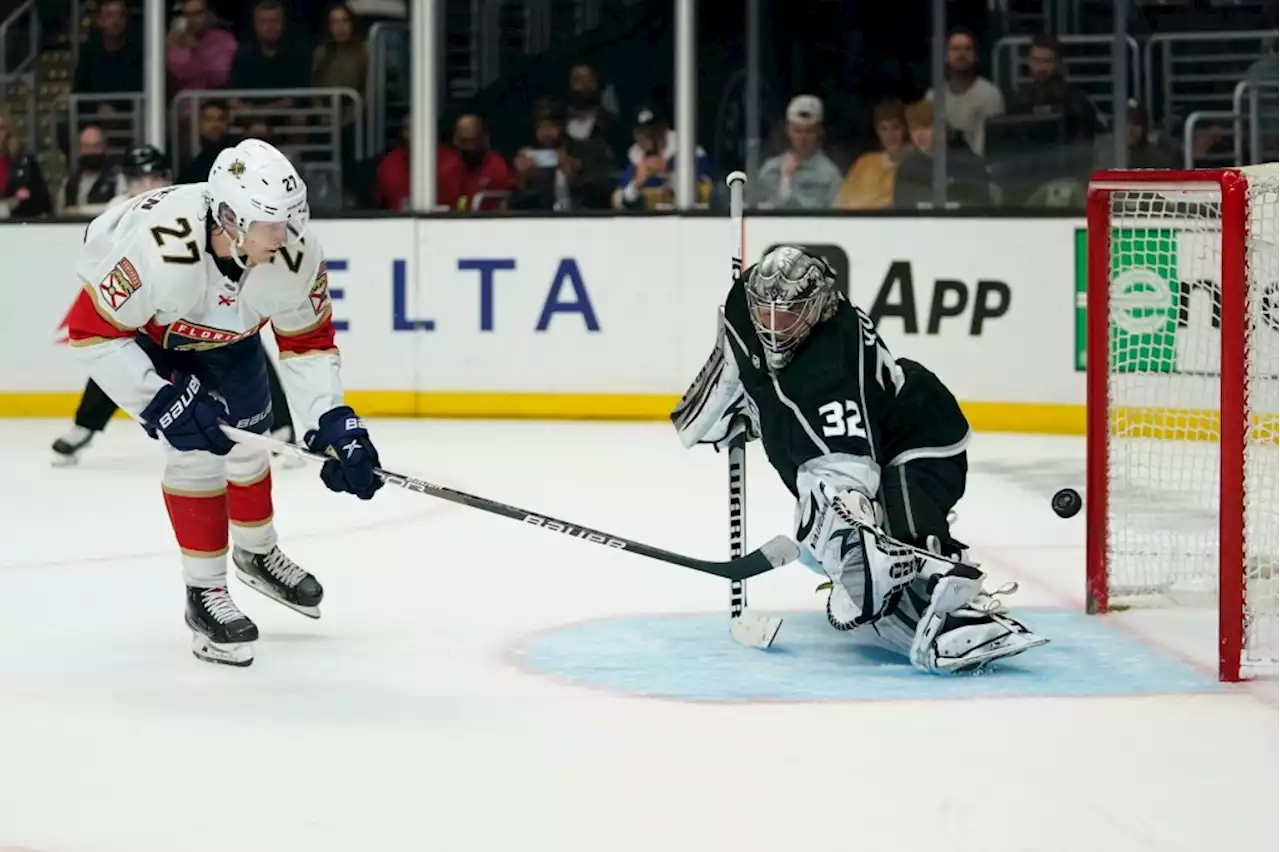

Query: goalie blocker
<box><xmin>674</xmin><ymin>245</ymin><xmax>1047</xmax><ymax>673</ymax></box>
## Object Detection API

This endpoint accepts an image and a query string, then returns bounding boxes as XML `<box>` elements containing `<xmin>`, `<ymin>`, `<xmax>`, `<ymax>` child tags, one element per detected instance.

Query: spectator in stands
<box><xmin>72</xmin><ymin>0</ymin><xmax>143</xmax><ymax>116</ymax></box>
<box><xmin>0</xmin><ymin>113</ymin><xmax>51</xmax><ymax>219</ymax></box>
<box><xmin>1095</xmin><ymin>100</ymin><xmax>1180</xmax><ymax>171</ymax></box>
<box><xmin>61</xmin><ymin>124</ymin><xmax>126</xmax><ymax>216</ymax></box>
<box><xmin>374</xmin><ymin>113</ymin><xmax>411</xmax><ymax>210</ymax></box>
<box><xmin>438</xmin><ymin>114</ymin><xmax>514</xmax><ymax>211</ymax></box>
<box><xmin>179</xmin><ymin>100</ymin><xmax>236</xmax><ymax>183</ymax></box>
<box><xmin>227</xmin><ymin>0</ymin><xmax>312</xmax><ymax>118</ymax></box>
<box><xmin>614</xmin><ymin>107</ymin><xmax>711</xmax><ymax>210</ymax></box>
<box><xmin>312</xmin><ymin>2</ymin><xmax>367</xmax><ymax>185</ymax></box>
<box><xmin>565</xmin><ymin>63</ymin><xmax>628</xmax><ymax>164</ymax></box>
<box><xmin>313</xmin><ymin>3</ymin><xmax>367</xmax><ymax>96</ymax></box>
<box><xmin>512</xmin><ymin>99</ymin><xmax>616</xmax><ymax>211</ymax></box>
<box><xmin>892</xmin><ymin>100</ymin><xmax>991</xmax><ymax>209</ymax></box>
<box><xmin>167</xmin><ymin>0</ymin><xmax>237</xmax><ymax>96</ymax></box>
<box><xmin>834</xmin><ymin>99</ymin><xmax>908</xmax><ymax>210</ymax></box>
<box><xmin>752</xmin><ymin>95</ymin><xmax>842</xmax><ymax>209</ymax></box>
<box><xmin>1005</xmin><ymin>33</ymin><xmax>1098</xmax><ymax>142</ymax></box>
<box><xmin>925</xmin><ymin>28</ymin><xmax>1004</xmax><ymax>155</ymax></box>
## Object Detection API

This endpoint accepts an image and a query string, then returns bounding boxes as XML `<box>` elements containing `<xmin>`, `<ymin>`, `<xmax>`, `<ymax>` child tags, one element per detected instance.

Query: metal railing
<box><xmin>0</xmin><ymin>0</ymin><xmax>39</xmax><ymax>76</ymax></box>
<box><xmin>67</xmin><ymin>92</ymin><xmax>145</xmax><ymax>173</ymax></box>
<box><xmin>366</xmin><ymin>21</ymin><xmax>409</xmax><ymax>157</ymax></box>
<box><xmin>1232</xmin><ymin>77</ymin><xmax>1279</xmax><ymax>166</ymax></box>
<box><xmin>1183</xmin><ymin>109</ymin><xmax>1238</xmax><ymax>168</ymax></box>
<box><xmin>1144</xmin><ymin>30</ymin><xmax>1279</xmax><ymax>129</ymax></box>
<box><xmin>993</xmin><ymin>34</ymin><xmax>1141</xmax><ymax>122</ymax></box>
<box><xmin>170</xmin><ymin>87</ymin><xmax>365</xmax><ymax>183</ymax></box>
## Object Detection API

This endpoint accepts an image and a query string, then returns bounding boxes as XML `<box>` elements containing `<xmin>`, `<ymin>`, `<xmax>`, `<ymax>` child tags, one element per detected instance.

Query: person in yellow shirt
<box><xmin>834</xmin><ymin>99</ymin><xmax>909</xmax><ymax>210</ymax></box>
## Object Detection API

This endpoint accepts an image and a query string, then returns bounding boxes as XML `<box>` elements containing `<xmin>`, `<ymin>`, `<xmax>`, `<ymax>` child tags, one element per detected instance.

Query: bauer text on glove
<box><xmin>140</xmin><ymin>373</ymin><xmax>236</xmax><ymax>455</ymax></box>
<box><xmin>304</xmin><ymin>406</ymin><xmax>384</xmax><ymax>500</ymax></box>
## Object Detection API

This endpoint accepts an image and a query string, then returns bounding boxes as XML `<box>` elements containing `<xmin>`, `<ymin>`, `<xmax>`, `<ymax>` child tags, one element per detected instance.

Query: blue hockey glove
<box><xmin>140</xmin><ymin>373</ymin><xmax>236</xmax><ymax>455</ymax></box>
<box><xmin>304</xmin><ymin>406</ymin><xmax>384</xmax><ymax>500</ymax></box>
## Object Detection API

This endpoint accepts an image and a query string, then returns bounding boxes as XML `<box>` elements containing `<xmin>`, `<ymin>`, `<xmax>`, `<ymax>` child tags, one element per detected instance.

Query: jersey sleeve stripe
<box><xmin>274</xmin><ymin>303</ymin><xmax>333</xmax><ymax>338</ymax></box>
<box><xmin>66</xmin><ymin>285</ymin><xmax>137</xmax><ymax>343</ymax></box>
<box><xmin>79</xmin><ymin>280</ymin><xmax>139</xmax><ymax>332</ymax></box>
<box><xmin>279</xmin><ymin>347</ymin><xmax>339</xmax><ymax>360</ymax></box>
<box><xmin>769</xmin><ymin>375</ymin><xmax>832</xmax><ymax>455</ymax></box>
<box><xmin>274</xmin><ymin>315</ymin><xmax>337</xmax><ymax>357</ymax></box>
<box><xmin>855</xmin><ymin>339</ymin><xmax>876</xmax><ymax>464</ymax></box>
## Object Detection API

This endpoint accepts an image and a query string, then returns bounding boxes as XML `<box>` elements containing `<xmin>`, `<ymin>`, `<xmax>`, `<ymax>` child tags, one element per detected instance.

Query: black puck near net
<box><xmin>1052</xmin><ymin>488</ymin><xmax>1082</xmax><ymax>518</ymax></box>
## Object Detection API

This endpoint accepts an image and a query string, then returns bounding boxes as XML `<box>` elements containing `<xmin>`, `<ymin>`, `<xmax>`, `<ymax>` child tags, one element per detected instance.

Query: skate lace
<box><xmin>264</xmin><ymin>548</ymin><xmax>308</xmax><ymax>588</ymax></box>
<box><xmin>201</xmin><ymin>588</ymin><xmax>246</xmax><ymax>624</ymax></box>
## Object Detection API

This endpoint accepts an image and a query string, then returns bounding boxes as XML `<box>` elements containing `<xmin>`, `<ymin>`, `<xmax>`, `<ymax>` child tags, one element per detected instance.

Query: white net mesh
<box><xmin>1103</xmin><ymin>165</ymin><xmax>1278</xmax><ymax>674</ymax></box>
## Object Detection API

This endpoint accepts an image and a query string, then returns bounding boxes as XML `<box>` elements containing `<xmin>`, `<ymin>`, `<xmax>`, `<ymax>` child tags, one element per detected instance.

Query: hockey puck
<box><xmin>1051</xmin><ymin>488</ymin><xmax>1082</xmax><ymax>519</ymax></box>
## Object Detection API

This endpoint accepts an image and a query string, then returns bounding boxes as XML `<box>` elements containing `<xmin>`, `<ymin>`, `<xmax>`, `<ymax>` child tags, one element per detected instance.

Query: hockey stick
<box><xmin>727</xmin><ymin>171</ymin><xmax>749</xmax><ymax>618</ymax></box>
<box><xmin>725</xmin><ymin>425</ymin><xmax>784</xmax><ymax>648</ymax></box>
<box><xmin>220</xmin><ymin>425</ymin><xmax>799</xmax><ymax>582</ymax></box>
<box><xmin>724</xmin><ymin>171</ymin><xmax>783</xmax><ymax>649</ymax></box>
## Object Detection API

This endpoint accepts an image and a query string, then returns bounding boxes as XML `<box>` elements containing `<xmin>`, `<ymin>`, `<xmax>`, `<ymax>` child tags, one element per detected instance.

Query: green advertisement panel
<box><xmin>1073</xmin><ymin>228</ymin><xmax>1180</xmax><ymax>374</ymax></box>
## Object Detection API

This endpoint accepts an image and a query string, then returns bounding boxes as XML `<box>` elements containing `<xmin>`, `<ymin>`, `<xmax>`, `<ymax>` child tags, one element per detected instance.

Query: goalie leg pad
<box><xmin>914</xmin><ymin>609</ymin><xmax>1049</xmax><ymax>674</ymax></box>
<box><xmin>908</xmin><ymin>564</ymin><xmax>985</xmax><ymax>670</ymax></box>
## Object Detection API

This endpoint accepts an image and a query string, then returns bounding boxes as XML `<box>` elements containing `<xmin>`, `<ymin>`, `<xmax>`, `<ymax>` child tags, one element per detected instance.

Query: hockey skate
<box><xmin>186</xmin><ymin>586</ymin><xmax>258</xmax><ymax>667</ymax></box>
<box><xmin>233</xmin><ymin>545</ymin><xmax>323</xmax><ymax>618</ymax></box>
<box><xmin>51</xmin><ymin>425</ymin><xmax>94</xmax><ymax>466</ymax></box>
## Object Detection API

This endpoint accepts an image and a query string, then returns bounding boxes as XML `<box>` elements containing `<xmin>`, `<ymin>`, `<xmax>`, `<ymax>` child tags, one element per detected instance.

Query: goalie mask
<box><xmin>745</xmin><ymin>246</ymin><xmax>841</xmax><ymax>371</ymax></box>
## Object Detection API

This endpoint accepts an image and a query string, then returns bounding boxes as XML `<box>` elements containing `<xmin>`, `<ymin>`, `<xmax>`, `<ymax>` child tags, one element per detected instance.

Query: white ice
<box><xmin>1</xmin><ymin>420</ymin><xmax>1275</xmax><ymax>852</ymax></box>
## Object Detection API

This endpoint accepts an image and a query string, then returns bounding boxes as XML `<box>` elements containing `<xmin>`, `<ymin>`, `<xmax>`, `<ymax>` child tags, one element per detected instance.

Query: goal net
<box><xmin>1085</xmin><ymin>165</ymin><xmax>1279</xmax><ymax>682</ymax></box>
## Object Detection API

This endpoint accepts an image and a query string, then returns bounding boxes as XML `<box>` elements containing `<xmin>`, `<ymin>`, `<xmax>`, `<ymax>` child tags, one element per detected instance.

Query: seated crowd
<box><xmin>1</xmin><ymin>0</ymin><xmax>1269</xmax><ymax>216</ymax></box>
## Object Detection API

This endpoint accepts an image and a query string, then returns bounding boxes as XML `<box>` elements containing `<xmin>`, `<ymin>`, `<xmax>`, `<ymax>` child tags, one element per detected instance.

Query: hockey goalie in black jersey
<box><xmin>673</xmin><ymin>245</ymin><xmax>1047</xmax><ymax>673</ymax></box>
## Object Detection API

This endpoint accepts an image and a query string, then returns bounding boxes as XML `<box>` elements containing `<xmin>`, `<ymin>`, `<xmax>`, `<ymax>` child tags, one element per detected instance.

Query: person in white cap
<box><xmin>753</xmin><ymin>94</ymin><xmax>843</xmax><ymax>209</ymax></box>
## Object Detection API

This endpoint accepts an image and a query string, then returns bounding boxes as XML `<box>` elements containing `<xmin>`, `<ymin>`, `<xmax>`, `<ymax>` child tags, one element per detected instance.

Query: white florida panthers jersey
<box><xmin>65</xmin><ymin>183</ymin><xmax>343</xmax><ymax>431</ymax></box>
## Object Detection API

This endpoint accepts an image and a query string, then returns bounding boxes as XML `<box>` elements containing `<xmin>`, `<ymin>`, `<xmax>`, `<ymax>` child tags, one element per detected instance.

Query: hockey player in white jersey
<box><xmin>51</xmin><ymin>145</ymin><xmax>301</xmax><ymax>468</ymax></box>
<box><xmin>64</xmin><ymin>139</ymin><xmax>383</xmax><ymax>667</ymax></box>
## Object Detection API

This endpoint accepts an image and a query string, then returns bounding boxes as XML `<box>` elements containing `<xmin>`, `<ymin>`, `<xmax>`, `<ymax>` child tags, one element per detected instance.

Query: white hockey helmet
<box><xmin>206</xmin><ymin>139</ymin><xmax>309</xmax><ymax>249</ymax></box>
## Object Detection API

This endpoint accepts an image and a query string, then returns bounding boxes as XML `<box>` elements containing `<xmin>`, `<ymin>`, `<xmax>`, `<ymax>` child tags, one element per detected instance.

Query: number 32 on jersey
<box><xmin>817</xmin><ymin>400</ymin><xmax>867</xmax><ymax>439</ymax></box>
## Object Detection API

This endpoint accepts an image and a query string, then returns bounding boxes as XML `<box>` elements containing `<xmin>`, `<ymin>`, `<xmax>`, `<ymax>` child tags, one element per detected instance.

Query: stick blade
<box><xmin>730</xmin><ymin>610</ymin><xmax>783</xmax><ymax>649</ymax></box>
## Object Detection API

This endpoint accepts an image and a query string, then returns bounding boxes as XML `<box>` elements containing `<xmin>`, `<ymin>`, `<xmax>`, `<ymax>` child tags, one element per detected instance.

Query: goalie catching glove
<box><xmin>797</xmin><ymin>474</ymin><xmax>1047</xmax><ymax>674</ymax></box>
<box><xmin>670</xmin><ymin>310</ymin><xmax>761</xmax><ymax>452</ymax></box>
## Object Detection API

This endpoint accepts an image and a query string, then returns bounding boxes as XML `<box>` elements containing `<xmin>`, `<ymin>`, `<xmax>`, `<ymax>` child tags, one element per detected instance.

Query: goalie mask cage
<box><xmin>1086</xmin><ymin>165</ymin><xmax>1279</xmax><ymax>682</ymax></box>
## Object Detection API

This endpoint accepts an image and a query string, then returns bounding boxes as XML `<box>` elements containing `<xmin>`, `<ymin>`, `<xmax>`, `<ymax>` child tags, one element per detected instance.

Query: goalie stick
<box><xmin>726</xmin><ymin>425</ymin><xmax>784</xmax><ymax>649</ymax></box>
<box><xmin>724</xmin><ymin>170</ymin><xmax>783</xmax><ymax>650</ymax></box>
<box><xmin>220</xmin><ymin>425</ymin><xmax>799</xmax><ymax>582</ymax></box>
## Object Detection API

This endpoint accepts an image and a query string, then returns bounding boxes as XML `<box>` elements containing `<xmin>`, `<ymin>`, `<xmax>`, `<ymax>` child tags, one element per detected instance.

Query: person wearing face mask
<box><xmin>62</xmin><ymin>123</ymin><xmax>127</xmax><ymax>216</ymax></box>
<box><xmin>437</xmin><ymin>113</ymin><xmax>514</xmax><ymax>211</ymax></box>
<box><xmin>565</xmin><ymin>63</ymin><xmax>628</xmax><ymax>165</ymax></box>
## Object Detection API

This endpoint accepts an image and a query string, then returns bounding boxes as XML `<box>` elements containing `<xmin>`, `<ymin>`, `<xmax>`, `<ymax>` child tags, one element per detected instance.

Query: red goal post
<box><xmin>1085</xmin><ymin>165</ymin><xmax>1278</xmax><ymax>683</ymax></box>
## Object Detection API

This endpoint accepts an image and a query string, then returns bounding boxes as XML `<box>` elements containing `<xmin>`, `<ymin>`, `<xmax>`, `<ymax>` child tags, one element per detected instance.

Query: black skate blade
<box><xmin>235</xmin><ymin>569</ymin><xmax>322</xmax><ymax>620</ymax></box>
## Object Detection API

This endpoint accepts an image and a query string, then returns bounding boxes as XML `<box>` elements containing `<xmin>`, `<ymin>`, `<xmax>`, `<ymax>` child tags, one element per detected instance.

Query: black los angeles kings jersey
<box><xmin>723</xmin><ymin>270</ymin><xmax>971</xmax><ymax>498</ymax></box>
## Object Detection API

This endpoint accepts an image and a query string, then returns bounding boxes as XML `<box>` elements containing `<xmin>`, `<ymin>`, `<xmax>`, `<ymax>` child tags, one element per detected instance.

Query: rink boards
<box><xmin>1</xmin><ymin>214</ymin><xmax>1271</xmax><ymax>435</ymax></box>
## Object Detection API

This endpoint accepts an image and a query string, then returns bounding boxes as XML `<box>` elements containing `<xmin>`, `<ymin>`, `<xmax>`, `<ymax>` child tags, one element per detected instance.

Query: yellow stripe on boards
<box><xmin>0</xmin><ymin>390</ymin><xmax>1086</xmax><ymax>433</ymax></box>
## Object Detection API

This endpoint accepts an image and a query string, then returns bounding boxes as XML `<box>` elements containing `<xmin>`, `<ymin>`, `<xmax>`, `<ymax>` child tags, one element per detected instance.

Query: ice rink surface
<box><xmin>1</xmin><ymin>419</ymin><xmax>1276</xmax><ymax>852</ymax></box>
